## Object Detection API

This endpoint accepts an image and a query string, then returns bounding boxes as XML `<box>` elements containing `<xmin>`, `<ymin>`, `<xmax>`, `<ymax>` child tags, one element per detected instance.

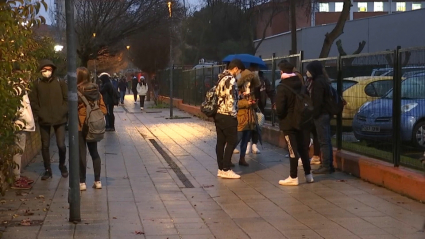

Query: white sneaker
<box><xmin>233</xmin><ymin>149</ymin><xmax>240</xmax><ymax>154</ymax></box>
<box><xmin>246</xmin><ymin>142</ymin><xmax>251</xmax><ymax>155</ymax></box>
<box><xmin>93</xmin><ymin>181</ymin><xmax>102</xmax><ymax>189</ymax></box>
<box><xmin>279</xmin><ymin>176</ymin><xmax>299</xmax><ymax>186</ymax></box>
<box><xmin>217</xmin><ymin>169</ymin><xmax>223</xmax><ymax>177</ymax></box>
<box><xmin>79</xmin><ymin>183</ymin><xmax>87</xmax><ymax>191</ymax></box>
<box><xmin>305</xmin><ymin>173</ymin><xmax>314</xmax><ymax>183</ymax></box>
<box><xmin>252</xmin><ymin>144</ymin><xmax>261</xmax><ymax>154</ymax></box>
<box><xmin>220</xmin><ymin>170</ymin><xmax>241</xmax><ymax>179</ymax></box>
<box><xmin>298</xmin><ymin>158</ymin><xmax>303</xmax><ymax>166</ymax></box>
<box><xmin>310</xmin><ymin>156</ymin><xmax>321</xmax><ymax>165</ymax></box>
<box><xmin>134</xmin><ymin>101</ymin><xmax>137</xmax><ymax>104</ymax></box>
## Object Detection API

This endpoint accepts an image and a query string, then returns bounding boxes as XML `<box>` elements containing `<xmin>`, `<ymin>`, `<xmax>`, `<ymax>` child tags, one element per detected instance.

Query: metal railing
<box><xmin>157</xmin><ymin>46</ymin><xmax>425</xmax><ymax>170</ymax></box>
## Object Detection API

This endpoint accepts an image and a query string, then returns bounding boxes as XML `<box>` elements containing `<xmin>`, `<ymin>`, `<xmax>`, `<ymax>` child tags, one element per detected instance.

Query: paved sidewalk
<box><xmin>1</xmin><ymin>95</ymin><xmax>425</xmax><ymax>239</ymax></box>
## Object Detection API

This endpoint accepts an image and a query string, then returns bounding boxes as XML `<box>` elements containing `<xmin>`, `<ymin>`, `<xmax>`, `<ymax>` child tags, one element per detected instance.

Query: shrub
<box><xmin>0</xmin><ymin>0</ymin><xmax>48</xmax><ymax>195</ymax></box>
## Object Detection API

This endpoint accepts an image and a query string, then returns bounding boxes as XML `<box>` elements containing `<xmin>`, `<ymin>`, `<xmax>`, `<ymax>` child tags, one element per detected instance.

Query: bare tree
<box><xmin>69</xmin><ymin>0</ymin><xmax>169</xmax><ymax>67</ymax></box>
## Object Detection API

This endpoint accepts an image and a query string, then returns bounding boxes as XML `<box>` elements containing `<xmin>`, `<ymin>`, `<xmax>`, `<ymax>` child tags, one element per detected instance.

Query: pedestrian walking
<box><xmin>235</xmin><ymin>69</ymin><xmax>260</xmax><ymax>166</ymax></box>
<box><xmin>275</xmin><ymin>61</ymin><xmax>314</xmax><ymax>186</ymax></box>
<box><xmin>307</xmin><ymin>61</ymin><xmax>335</xmax><ymax>174</ymax></box>
<box><xmin>132</xmin><ymin>75</ymin><xmax>139</xmax><ymax>104</ymax></box>
<box><xmin>136</xmin><ymin>76</ymin><xmax>148</xmax><ymax>110</ymax></box>
<box><xmin>215</xmin><ymin>59</ymin><xmax>244</xmax><ymax>179</ymax></box>
<box><xmin>29</xmin><ymin>59</ymin><xmax>68</xmax><ymax>180</ymax></box>
<box><xmin>77</xmin><ymin>67</ymin><xmax>107</xmax><ymax>191</ymax></box>
<box><xmin>11</xmin><ymin>66</ymin><xmax>35</xmax><ymax>189</ymax></box>
<box><xmin>118</xmin><ymin>76</ymin><xmax>127</xmax><ymax>104</ymax></box>
<box><xmin>99</xmin><ymin>72</ymin><xmax>115</xmax><ymax>131</ymax></box>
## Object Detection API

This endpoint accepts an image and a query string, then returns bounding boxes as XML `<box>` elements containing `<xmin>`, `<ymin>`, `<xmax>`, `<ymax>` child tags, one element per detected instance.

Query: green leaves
<box><xmin>0</xmin><ymin>0</ymin><xmax>47</xmax><ymax>195</ymax></box>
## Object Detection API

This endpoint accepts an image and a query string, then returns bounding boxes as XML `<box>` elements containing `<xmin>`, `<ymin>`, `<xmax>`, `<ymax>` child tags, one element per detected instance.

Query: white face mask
<box><xmin>41</xmin><ymin>70</ymin><xmax>52</xmax><ymax>78</ymax></box>
<box><xmin>235</xmin><ymin>73</ymin><xmax>241</xmax><ymax>80</ymax></box>
<box><xmin>306</xmin><ymin>71</ymin><xmax>312</xmax><ymax>78</ymax></box>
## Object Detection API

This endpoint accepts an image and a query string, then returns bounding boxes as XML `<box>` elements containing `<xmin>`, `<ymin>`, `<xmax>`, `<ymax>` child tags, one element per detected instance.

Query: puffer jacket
<box><xmin>136</xmin><ymin>83</ymin><xmax>148</xmax><ymax>96</ymax></box>
<box><xmin>77</xmin><ymin>83</ymin><xmax>107</xmax><ymax>131</ymax></box>
<box><xmin>237</xmin><ymin>70</ymin><xmax>260</xmax><ymax>131</ymax></box>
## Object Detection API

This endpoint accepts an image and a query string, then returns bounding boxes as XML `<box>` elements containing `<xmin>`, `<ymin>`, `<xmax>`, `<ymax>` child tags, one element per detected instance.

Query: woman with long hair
<box><xmin>136</xmin><ymin>76</ymin><xmax>148</xmax><ymax>110</ymax></box>
<box><xmin>77</xmin><ymin>67</ymin><xmax>107</xmax><ymax>191</ymax></box>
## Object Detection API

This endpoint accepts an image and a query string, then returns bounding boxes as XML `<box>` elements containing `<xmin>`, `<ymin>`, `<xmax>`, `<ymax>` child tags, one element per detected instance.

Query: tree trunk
<box><xmin>290</xmin><ymin>0</ymin><xmax>297</xmax><ymax>55</ymax></box>
<box><xmin>318</xmin><ymin>0</ymin><xmax>352</xmax><ymax>58</ymax></box>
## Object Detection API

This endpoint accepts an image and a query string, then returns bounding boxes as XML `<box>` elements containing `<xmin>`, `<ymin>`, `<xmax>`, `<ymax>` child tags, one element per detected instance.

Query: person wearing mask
<box><xmin>236</xmin><ymin>69</ymin><xmax>260</xmax><ymax>166</ymax></box>
<box><xmin>77</xmin><ymin>67</ymin><xmax>107</xmax><ymax>191</ymax></box>
<box><xmin>307</xmin><ymin>61</ymin><xmax>335</xmax><ymax>174</ymax></box>
<box><xmin>275</xmin><ymin>61</ymin><xmax>314</xmax><ymax>186</ymax></box>
<box><xmin>118</xmin><ymin>76</ymin><xmax>127</xmax><ymax>104</ymax></box>
<box><xmin>99</xmin><ymin>72</ymin><xmax>115</xmax><ymax>131</ymax></box>
<box><xmin>215</xmin><ymin>59</ymin><xmax>244</xmax><ymax>179</ymax></box>
<box><xmin>136</xmin><ymin>76</ymin><xmax>148</xmax><ymax>110</ymax></box>
<box><xmin>132</xmin><ymin>75</ymin><xmax>139</xmax><ymax>104</ymax></box>
<box><xmin>29</xmin><ymin>59</ymin><xmax>68</xmax><ymax>180</ymax></box>
<box><xmin>11</xmin><ymin>66</ymin><xmax>36</xmax><ymax>189</ymax></box>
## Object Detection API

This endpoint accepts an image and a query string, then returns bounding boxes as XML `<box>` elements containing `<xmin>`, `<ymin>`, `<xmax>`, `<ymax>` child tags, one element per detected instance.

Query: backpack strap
<box><xmin>77</xmin><ymin>91</ymin><xmax>93</xmax><ymax>124</ymax></box>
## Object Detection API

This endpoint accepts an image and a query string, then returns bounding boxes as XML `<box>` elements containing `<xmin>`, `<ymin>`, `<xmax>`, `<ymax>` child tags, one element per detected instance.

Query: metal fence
<box><xmin>157</xmin><ymin>46</ymin><xmax>425</xmax><ymax>171</ymax></box>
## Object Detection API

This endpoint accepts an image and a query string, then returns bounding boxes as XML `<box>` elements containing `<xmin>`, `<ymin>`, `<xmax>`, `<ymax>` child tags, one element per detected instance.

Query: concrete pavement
<box><xmin>1</xmin><ymin>95</ymin><xmax>425</xmax><ymax>239</ymax></box>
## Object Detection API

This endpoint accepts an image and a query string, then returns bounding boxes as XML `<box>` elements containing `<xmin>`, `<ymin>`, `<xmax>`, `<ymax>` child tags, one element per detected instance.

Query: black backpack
<box><xmin>112</xmin><ymin>86</ymin><xmax>120</xmax><ymax>106</ymax></box>
<box><xmin>327</xmin><ymin>84</ymin><xmax>345</xmax><ymax>116</ymax></box>
<box><xmin>200</xmin><ymin>85</ymin><xmax>219</xmax><ymax>117</ymax></box>
<box><xmin>280</xmin><ymin>84</ymin><xmax>314</xmax><ymax>130</ymax></box>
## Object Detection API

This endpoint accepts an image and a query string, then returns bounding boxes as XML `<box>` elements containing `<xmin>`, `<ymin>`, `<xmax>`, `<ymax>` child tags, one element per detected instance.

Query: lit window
<box><xmin>358</xmin><ymin>2</ymin><xmax>367</xmax><ymax>12</ymax></box>
<box><xmin>396</xmin><ymin>2</ymin><xmax>406</xmax><ymax>12</ymax></box>
<box><xmin>335</xmin><ymin>2</ymin><xmax>343</xmax><ymax>12</ymax></box>
<box><xmin>374</xmin><ymin>2</ymin><xmax>383</xmax><ymax>12</ymax></box>
<box><xmin>319</xmin><ymin>3</ymin><xmax>329</xmax><ymax>12</ymax></box>
<box><xmin>412</xmin><ymin>3</ymin><xmax>422</xmax><ymax>10</ymax></box>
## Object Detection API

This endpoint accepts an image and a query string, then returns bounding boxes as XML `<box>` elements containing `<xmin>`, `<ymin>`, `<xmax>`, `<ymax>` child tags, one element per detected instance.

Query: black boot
<box><xmin>59</xmin><ymin>165</ymin><xmax>69</xmax><ymax>178</ymax></box>
<box><xmin>239</xmin><ymin>156</ymin><xmax>249</xmax><ymax>166</ymax></box>
<box><xmin>41</xmin><ymin>169</ymin><xmax>52</xmax><ymax>180</ymax></box>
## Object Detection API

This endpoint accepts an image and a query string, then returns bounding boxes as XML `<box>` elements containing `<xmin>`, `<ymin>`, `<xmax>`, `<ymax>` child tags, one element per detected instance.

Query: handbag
<box><xmin>255</xmin><ymin>107</ymin><xmax>265</xmax><ymax>127</ymax></box>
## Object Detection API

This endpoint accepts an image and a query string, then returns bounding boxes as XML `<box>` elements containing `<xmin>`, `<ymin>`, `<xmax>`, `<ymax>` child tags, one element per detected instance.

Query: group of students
<box><xmin>213</xmin><ymin>59</ymin><xmax>335</xmax><ymax>185</ymax></box>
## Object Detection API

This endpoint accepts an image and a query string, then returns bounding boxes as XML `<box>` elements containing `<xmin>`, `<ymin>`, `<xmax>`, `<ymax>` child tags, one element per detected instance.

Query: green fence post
<box><xmin>271</xmin><ymin>53</ymin><xmax>276</xmax><ymax>127</ymax></box>
<box><xmin>392</xmin><ymin>46</ymin><xmax>402</xmax><ymax>167</ymax></box>
<box><xmin>336</xmin><ymin>55</ymin><xmax>343</xmax><ymax>150</ymax></box>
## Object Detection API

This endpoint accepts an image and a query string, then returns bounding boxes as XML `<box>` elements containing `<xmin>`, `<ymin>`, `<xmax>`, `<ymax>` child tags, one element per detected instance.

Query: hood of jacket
<box><xmin>100</xmin><ymin>74</ymin><xmax>110</xmax><ymax>84</ymax></box>
<box><xmin>279</xmin><ymin>75</ymin><xmax>303</xmax><ymax>92</ymax></box>
<box><xmin>237</xmin><ymin>69</ymin><xmax>260</xmax><ymax>89</ymax></box>
<box><xmin>306</xmin><ymin>61</ymin><xmax>324</xmax><ymax>79</ymax></box>
<box><xmin>38</xmin><ymin>59</ymin><xmax>57</xmax><ymax>72</ymax></box>
<box><xmin>78</xmin><ymin>83</ymin><xmax>100</xmax><ymax>102</ymax></box>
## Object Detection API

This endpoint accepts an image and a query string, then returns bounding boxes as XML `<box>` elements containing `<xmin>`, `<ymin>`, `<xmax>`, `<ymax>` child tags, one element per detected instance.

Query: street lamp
<box><xmin>92</xmin><ymin>33</ymin><xmax>97</xmax><ymax>79</ymax></box>
<box><xmin>54</xmin><ymin>44</ymin><xmax>64</xmax><ymax>52</ymax></box>
<box><xmin>168</xmin><ymin>1</ymin><xmax>173</xmax><ymax>118</ymax></box>
<box><xmin>126</xmin><ymin>45</ymin><xmax>130</xmax><ymax>50</ymax></box>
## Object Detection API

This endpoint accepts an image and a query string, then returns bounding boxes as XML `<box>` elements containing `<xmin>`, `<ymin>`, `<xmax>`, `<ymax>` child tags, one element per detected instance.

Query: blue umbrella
<box><xmin>222</xmin><ymin>54</ymin><xmax>268</xmax><ymax>70</ymax></box>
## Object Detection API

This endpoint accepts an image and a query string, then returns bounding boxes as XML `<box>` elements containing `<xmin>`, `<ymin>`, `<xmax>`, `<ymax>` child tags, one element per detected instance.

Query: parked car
<box><xmin>330</xmin><ymin>76</ymin><xmax>394</xmax><ymax>127</ymax></box>
<box><xmin>371</xmin><ymin>66</ymin><xmax>425</xmax><ymax>77</ymax></box>
<box><xmin>352</xmin><ymin>73</ymin><xmax>425</xmax><ymax>149</ymax></box>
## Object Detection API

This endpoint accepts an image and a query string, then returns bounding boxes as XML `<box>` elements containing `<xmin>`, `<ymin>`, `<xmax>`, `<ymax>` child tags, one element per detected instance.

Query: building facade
<box><xmin>255</xmin><ymin>0</ymin><xmax>425</xmax><ymax>39</ymax></box>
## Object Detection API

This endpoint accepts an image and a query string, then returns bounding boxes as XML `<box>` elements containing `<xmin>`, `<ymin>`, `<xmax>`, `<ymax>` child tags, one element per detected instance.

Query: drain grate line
<box><xmin>149</xmin><ymin>139</ymin><xmax>194</xmax><ymax>188</ymax></box>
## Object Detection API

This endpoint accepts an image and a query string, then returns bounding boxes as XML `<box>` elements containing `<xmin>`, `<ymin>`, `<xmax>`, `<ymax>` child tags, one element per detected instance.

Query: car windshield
<box><xmin>384</xmin><ymin>75</ymin><xmax>425</xmax><ymax>99</ymax></box>
<box><xmin>331</xmin><ymin>80</ymin><xmax>357</xmax><ymax>92</ymax></box>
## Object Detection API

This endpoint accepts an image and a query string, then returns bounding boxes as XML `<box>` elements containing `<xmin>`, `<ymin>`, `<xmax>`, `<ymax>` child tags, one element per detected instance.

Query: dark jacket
<box><xmin>118</xmin><ymin>79</ymin><xmax>127</xmax><ymax>92</ymax></box>
<box><xmin>131</xmin><ymin>77</ymin><xmax>138</xmax><ymax>92</ymax></box>
<box><xmin>307</xmin><ymin>61</ymin><xmax>330</xmax><ymax>119</ymax></box>
<box><xmin>100</xmin><ymin>75</ymin><xmax>114</xmax><ymax>105</ymax></box>
<box><xmin>29</xmin><ymin>60</ymin><xmax>68</xmax><ymax>126</ymax></box>
<box><xmin>275</xmin><ymin>75</ymin><xmax>302</xmax><ymax>131</ymax></box>
<box><xmin>254</xmin><ymin>74</ymin><xmax>275</xmax><ymax>111</ymax></box>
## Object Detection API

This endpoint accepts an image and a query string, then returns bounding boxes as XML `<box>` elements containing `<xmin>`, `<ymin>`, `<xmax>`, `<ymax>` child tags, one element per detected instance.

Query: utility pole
<box><xmin>168</xmin><ymin>1</ymin><xmax>174</xmax><ymax>118</ymax></box>
<box><xmin>65</xmin><ymin>0</ymin><xmax>81</xmax><ymax>222</ymax></box>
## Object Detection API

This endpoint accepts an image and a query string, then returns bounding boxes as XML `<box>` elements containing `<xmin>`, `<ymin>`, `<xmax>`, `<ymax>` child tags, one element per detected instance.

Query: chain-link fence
<box><xmin>157</xmin><ymin>46</ymin><xmax>425</xmax><ymax>171</ymax></box>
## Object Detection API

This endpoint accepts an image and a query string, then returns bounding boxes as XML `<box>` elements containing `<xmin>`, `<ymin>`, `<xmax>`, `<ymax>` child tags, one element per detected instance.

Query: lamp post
<box><xmin>168</xmin><ymin>1</ymin><xmax>173</xmax><ymax>118</ymax></box>
<box><xmin>92</xmin><ymin>33</ymin><xmax>97</xmax><ymax>79</ymax></box>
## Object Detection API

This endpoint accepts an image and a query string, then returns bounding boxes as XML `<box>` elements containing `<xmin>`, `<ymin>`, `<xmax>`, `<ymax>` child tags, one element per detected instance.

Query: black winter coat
<box><xmin>275</xmin><ymin>75</ymin><xmax>303</xmax><ymax>131</ymax></box>
<box><xmin>306</xmin><ymin>61</ymin><xmax>331</xmax><ymax>118</ymax></box>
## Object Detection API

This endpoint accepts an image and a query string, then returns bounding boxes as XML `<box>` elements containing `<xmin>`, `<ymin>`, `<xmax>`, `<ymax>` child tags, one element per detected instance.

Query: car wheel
<box><xmin>412</xmin><ymin>121</ymin><xmax>425</xmax><ymax>149</ymax></box>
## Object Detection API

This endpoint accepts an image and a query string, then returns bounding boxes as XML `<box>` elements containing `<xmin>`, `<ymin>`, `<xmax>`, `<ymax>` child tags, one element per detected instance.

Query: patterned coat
<box><xmin>215</xmin><ymin>70</ymin><xmax>238</xmax><ymax>117</ymax></box>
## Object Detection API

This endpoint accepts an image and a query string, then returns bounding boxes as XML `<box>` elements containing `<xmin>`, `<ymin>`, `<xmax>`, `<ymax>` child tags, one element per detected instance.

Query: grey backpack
<box><xmin>77</xmin><ymin>91</ymin><xmax>106</xmax><ymax>142</ymax></box>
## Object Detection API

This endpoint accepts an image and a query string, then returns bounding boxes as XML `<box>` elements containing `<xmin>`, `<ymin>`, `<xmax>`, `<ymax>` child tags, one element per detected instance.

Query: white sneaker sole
<box><xmin>278</xmin><ymin>180</ymin><xmax>299</xmax><ymax>186</ymax></box>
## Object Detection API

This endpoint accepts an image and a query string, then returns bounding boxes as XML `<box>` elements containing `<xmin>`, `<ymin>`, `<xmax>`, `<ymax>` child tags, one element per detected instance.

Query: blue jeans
<box><xmin>119</xmin><ymin>90</ymin><xmax>125</xmax><ymax>103</ymax></box>
<box><xmin>237</xmin><ymin>131</ymin><xmax>252</xmax><ymax>158</ymax></box>
<box><xmin>314</xmin><ymin>114</ymin><xmax>334</xmax><ymax>169</ymax></box>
